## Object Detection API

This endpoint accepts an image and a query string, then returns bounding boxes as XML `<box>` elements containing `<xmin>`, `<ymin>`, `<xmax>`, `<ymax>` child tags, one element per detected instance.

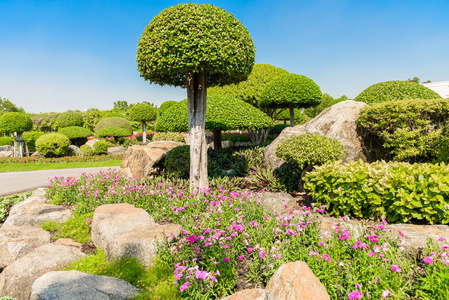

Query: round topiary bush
<box><xmin>0</xmin><ymin>136</ymin><xmax>13</xmax><ymax>146</ymax></box>
<box><xmin>93</xmin><ymin>140</ymin><xmax>108</xmax><ymax>155</ymax></box>
<box><xmin>164</xmin><ymin>145</ymin><xmax>190</xmax><ymax>179</ymax></box>
<box><xmin>152</xmin><ymin>132</ymin><xmax>185</xmax><ymax>143</ymax></box>
<box><xmin>80</xmin><ymin>144</ymin><xmax>93</xmax><ymax>156</ymax></box>
<box><xmin>58</xmin><ymin>126</ymin><xmax>94</xmax><ymax>147</ymax></box>
<box><xmin>95</xmin><ymin>127</ymin><xmax>132</xmax><ymax>139</ymax></box>
<box><xmin>127</xmin><ymin>103</ymin><xmax>157</xmax><ymax>124</ymax></box>
<box><xmin>158</xmin><ymin>101</ymin><xmax>178</xmax><ymax>117</ymax></box>
<box><xmin>354</xmin><ymin>80</ymin><xmax>441</xmax><ymax>104</ymax></box>
<box><xmin>0</xmin><ymin>112</ymin><xmax>33</xmax><ymax>134</ymax></box>
<box><xmin>56</xmin><ymin>111</ymin><xmax>84</xmax><ymax>129</ymax></box>
<box><xmin>35</xmin><ymin>133</ymin><xmax>70</xmax><ymax>157</ymax></box>
<box><xmin>94</xmin><ymin>117</ymin><xmax>132</xmax><ymax>134</ymax></box>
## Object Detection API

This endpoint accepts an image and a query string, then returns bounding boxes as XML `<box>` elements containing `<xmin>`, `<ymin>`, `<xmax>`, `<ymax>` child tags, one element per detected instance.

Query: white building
<box><xmin>422</xmin><ymin>81</ymin><xmax>449</xmax><ymax>99</ymax></box>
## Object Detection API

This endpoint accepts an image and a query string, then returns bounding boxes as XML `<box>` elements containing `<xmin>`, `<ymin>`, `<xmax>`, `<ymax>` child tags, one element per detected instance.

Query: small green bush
<box><xmin>0</xmin><ymin>112</ymin><xmax>33</xmax><ymax>134</ymax></box>
<box><xmin>0</xmin><ymin>136</ymin><xmax>13</xmax><ymax>146</ymax></box>
<box><xmin>56</xmin><ymin>111</ymin><xmax>84</xmax><ymax>129</ymax></box>
<box><xmin>35</xmin><ymin>133</ymin><xmax>70</xmax><ymax>157</ymax></box>
<box><xmin>354</xmin><ymin>80</ymin><xmax>440</xmax><ymax>104</ymax></box>
<box><xmin>58</xmin><ymin>126</ymin><xmax>93</xmax><ymax>139</ymax></box>
<box><xmin>80</xmin><ymin>144</ymin><xmax>93</xmax><ymax>156</ymax></box>
<box><xmin>93</xmin><ymin>140</ymin><xmax>108</xmax><ymax>155</ymax></box>
<box><xmin>269</xmin><ymin>124</ymin><xmax>289</xmax><ymax>135</ymax></box>
<box><xmin>41</xmin><ymin>213</ymin><xmax>93</xmax><ymax>244</ymax></box>
<box><xmin>95</xmin><ymin>127</ymin><xmax>132</xmax><ymax>139</ymax></box>
<box><xmin>152</xmin><ymin>132</ymin><xmax>185</xmax><ymax>143</ymax></box>
<box><xmin>304</xmin><ymin>160</ymin><xmax>449</xmax><ymax>224</ymax></box>
<box><xmin>276</xmin><ymin>133</ymin><xmax>346</xmax><ymax>169</ymax></box>
<box><xmin>164</xmin><ymin>145</ymin><xmax>190</xmax><ymax>179</ymax></box>
<box><xmin>94</xmin><ymin>117</ymin><xmax>132</xmax><ymax>133</ymax></box>
<box><xmin>24</xmin><ymin>131</ymin><xmax>46</xmax><ymax>152</ymax></box>
<box><xmin>158</xmin><ymin>100</ymin><xmax>178</xmax><ymax>117</ymax></box>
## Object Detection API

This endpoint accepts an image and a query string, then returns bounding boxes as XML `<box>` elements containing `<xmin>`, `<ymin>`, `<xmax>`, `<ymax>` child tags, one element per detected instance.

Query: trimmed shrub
<box><xmin>80</xmin><ymin>144</ymin><xmax>93</xmax><ymax>156</ymax></box>
<box><xmin>23</xmin><ymin>131</ymin><xmax>46</xmax><ymax>152</ymax></box>
<box><xmin>164</xmin><ymin>145</ymin><xmax>190</xmax><ymax>179</ymax></box>
<box><xmin>56</xmin><ymin>111</ymin><xmax>84</xmax><ymax>129</ymax></box>
<box><xmin>354</xmin><ymin>80</ymin><xmax>440</xmax><ymax>104</ymax></box>
<box><xmin>158</xmin><ymin>101</ymin><xmax>178</xmax><ymax>117</ymax></box>
<box><xmin>304</xmin><ymin>160</ymin><xmax>449</xmax><ymax>224</ymax></box>
<box><xmin>269</xmin><ymin>124</ymin><xmax>289</xmax><ymax>135</ymax></box>
<box><xmin>94</xmin><ymin>117</ymin><xmax>132</xmax><ymax>134</ymax></box>
<box><xmin>93</xmin><ymin>140</ymin><xmax>108</xmax><ymax>155</ymax></box>
<box><xmin>127</xmin><ymin>103</ymin><xmax>157</xmax><ymax>124</ymax></box>
<box><xmin>95</xmin><ymin>127</ymin><xmax>132</xmax><ymax>139</ymax></box>
<box><xmin>0</xmin><ymin>136</ymin><xmax>13</xmax><ymax>146</ymax></box>
<box><xmin>276</xmin><ymin>109</ymin><xmax>311</xmax><ymax>125</ymax></box>
<box><xmin>152</xmin><ymin>132</ymin><xmax>185</xmax><ymax>143</ymax></box>
<box><xmin>0</xmin><ymin>112</ymin><xmax>33</xmax><ymax>134</ymax></box>
<box><xmin>35</xmin><ymin>133</ymin><xmax>70</xmax><ymax>157</ymax></box>
<box><xmin>276</xmin><ymin>133</ymin><xmax>346</xmax><ymax>169</ymax></box>
<box><xmin>58</xmin><ymin>126</ymin><xmax>93</xmax><ymax>139</ymax></box>
<box><xmin>356</xmin><ymin>98</ymin><xmax>449</xmax><ymax>162</ymax></box>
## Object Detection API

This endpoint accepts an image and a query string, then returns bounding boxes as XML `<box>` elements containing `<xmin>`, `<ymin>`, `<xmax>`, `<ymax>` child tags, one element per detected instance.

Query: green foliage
<box><xmin>304</xmin><ymin>160</ymin><xmax>449</xmax><ymax>224</ymax></box>
<box><xmin>127</xmin><ymin>103</ymin><xmax>157</xmax><ymax>124</ymax></box>
<box><xmin>164</xmin><ymin>145</ymin><xmax>190</xmax><ymax>179</ymax></box>
<box><xmin>0</xmin><ymin>192</ymin><xmax>32</xmax><ymax>223</ymax></box>
<box><xmin>104</xmin><ymin>111</ymin><xmax>124</xmax><ymax>118</ymax></box>
<box><xmin>0</xmin><ymin>97</ymin><xmax>24</xmax><ymax>113</ymax></box>
<box><xmin>23</xmin><ymin>131</ymin><xmax>46</xmax><ymax>152</ymax></box>
<box><xmin>221</xmin><ymin>132</ymin><xmax>252</xmax><ymax>143</ymax></box>
<box><xmin>305</xmin><ymin>93</ymin><xmax>346</xmax><ymax>119</ymax></box>
<box><xmin>95</xmin><ymin>127</ymin><xmax>132</xmax><ymax>139</ymax></box>
<box><xmin>80</xmin><ymin>145</ymin><xmax>93</xmax><ymax>156</ymax></box>
<box><xmin>56</xmin><ymin>111</ymin><xmax>84</xmax><ymax>129</ymax></box>
<box><xmin>276</xmin><ymin>108</ymin><xmax>311</xmax><ymax>125</ymax></box>
<box><xmin>94</xmin><ymin>117</ymin><xmax>132</xmax><ymax>133</ymax></box>
<box><xmin>93</xmin><ymin>140</ymin><xmax>108</xmax><ymax>155</ymax></box>
<box><xmin>35</xmin><ymin>133</ymin><xmax>70</xmax><ymax>157</ymax></box>
<box><xmin>354</xmin><ymin>80</ymin><xmax>440</xmax><ymax>104</ymax></box>
<box><xmin>326</xmin><ymin>95</ymin><xmax>348</xmax><ymax>108</ymax></box>
<box><xmin>152</xmin><ymin>132</ymin><xmax>185</xmax><ymax>143</ymax></box>
<box><xmin>0</xmin><ymin>137</ymin><xmax>13</xmax><ymax>146</ymax></box>
<box><xmin>356</xmin><ymin>98</ymin><xmax>449</xmax><ymax>162</ymax></box>
<box><xmin>137</xmin><ymin>3</ymin><xmax>255</xmax><ymax>87</ymax></box>
<box><xmin>259</xmin><ymin>73</ymin><xmax>323</xmax><ymax>109</ymax></box>
<box><xmin>0</xmin><ymin>112</ymin><xmax>33</xmax><ymax>133</ymax></box>
<box><xmin>156</xmin><ymin>95</ymin><xmax>273</xmax><ymax>132</ymax></box>
<box><xmin>58</xmin><ymin>126</ymin><xmax>93</xmax><ymax>139</ymax></box>
<box><xmin>113</xmin><ymin>100</ymin><xmax>129</xmax><ymax>111</ymax></box>
<box><xmin>269</xmin><ymin>124</ymin><xmax>289</xmax><ymax>135</ymax></box>
<box><xmin>276</xmin><ymin>133</ymin><xmax>346</xmax><ymax>169</ymax></box>
<box><xmin>158</xmin><ymin>100</ymin><xmax>178</xmax><ymax>117</ymax></box>
<box><xmin>41</xmin><ymin>213</ymin><xmax>93</xmax><ymax>244</ymax></box>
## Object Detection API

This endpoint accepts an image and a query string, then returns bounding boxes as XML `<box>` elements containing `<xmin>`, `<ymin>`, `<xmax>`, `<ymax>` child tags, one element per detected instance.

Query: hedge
<box><xmin>152</xmin><ymin>132</ymin><xmax>185</xmax><ymax>143</ymax></box>
<box><xmin>0</xmin><ymin>137</ymin><xmax>13</xmax><ymax>146</ymax></box>
<box><xmin>95</xmin><ymin>127</ymin><xmax>132</xmax><ymax>139</ymax></box>
<box><xmin>0</xmin><ymin>112</ymin><xmax>33</xmax><ymax>134</ymax></box>
<box><xmin>58</xmin><ymin>126</ymin><xmax>93</xmax><ymax>140</ymax></box>
<box><xmin>304</xmin><ymin>160</ymin><xmax>449</xmax><ymax>224</ymax></box>
<box><xmin>94</xmin><ymin>117</ymin><xmax>132</xmax><ymax>134</ymax></box>
<box><xmin>56</xmin><ymin>111</ymin><xmax>84</xmax><ymax>129</ymax></box>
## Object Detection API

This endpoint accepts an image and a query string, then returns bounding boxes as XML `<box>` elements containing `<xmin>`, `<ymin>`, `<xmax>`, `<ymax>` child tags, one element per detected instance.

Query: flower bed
<box><xmin>0</xmin><ymin>154</ymin><xmax>123</xmax><ymax>164</ymax></box>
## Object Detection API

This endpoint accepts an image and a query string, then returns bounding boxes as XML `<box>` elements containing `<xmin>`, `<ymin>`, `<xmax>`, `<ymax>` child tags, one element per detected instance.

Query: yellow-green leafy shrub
<box><xmin>35</xmin><ymin>133</ymin><xmax>70</xmax><ymax>157</ymax></box>
<box><xmin>152</xmin><ymin>132</ymin><xmax>185</xmax><ymax>143</ymax></box>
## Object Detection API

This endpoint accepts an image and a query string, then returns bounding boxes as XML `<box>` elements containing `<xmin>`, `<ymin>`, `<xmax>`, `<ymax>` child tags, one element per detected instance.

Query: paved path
<box><xmin>0</xmin><ymin>166</ymin><xmax>120</xmax><ymax>197</ymax></box>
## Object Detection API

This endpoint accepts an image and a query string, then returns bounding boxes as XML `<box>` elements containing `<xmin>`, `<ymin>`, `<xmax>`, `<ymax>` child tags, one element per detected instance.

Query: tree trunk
<box><xmin>187</xmin><ymin>71</ymin><xmax>209</xmax><ymax>192</ymax></box>
<box><xmin>142</xmin><ymin>122</ymin><xmax>147</xmax><ymax>143</ymax></box>
<box><xmin>298</xmin><ymin>164</ymin><xmax>313</xmax><ymax>192</ymax></box>
<box><xmin>289</xmin><ymin>103</ymin><xmax>295</xmax><ymax>127</ymax></box>
<box><xmin>16</xmin><ymin>132</ymin><xmax>23</xmax><ymax>157</ymax></box>
<box><xmin>213</xmin><ymin>129</ymin><xmax>222</xmax><ymax>151</ymax></box>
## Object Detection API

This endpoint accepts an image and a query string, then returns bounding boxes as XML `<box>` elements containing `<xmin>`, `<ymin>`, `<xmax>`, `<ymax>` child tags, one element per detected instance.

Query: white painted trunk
<box><xmin>187</xmin><ymin>71</ymin><xmax>209</xmax><ymax>192</ymax></box>
<box><xmin>142</xmin><ymin>122</ymin><xmax>147</xmax><ymax>143</ymax></box>
<box><xmin>17</xmin><ymin>132</ymin><xmax>23</xmax><ymax>157</ymax></box>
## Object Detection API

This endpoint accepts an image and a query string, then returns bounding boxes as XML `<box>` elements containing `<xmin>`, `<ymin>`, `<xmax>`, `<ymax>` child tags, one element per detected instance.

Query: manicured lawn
<box><xmin>0</xmin><ymin>160</ymin><xmax>122</xmax><ymax>172</ymax></box>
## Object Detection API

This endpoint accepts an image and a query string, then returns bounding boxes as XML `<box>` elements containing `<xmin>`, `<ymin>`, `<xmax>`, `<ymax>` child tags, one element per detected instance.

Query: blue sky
<box><xmin>1</xmin><ymin>0</ymin><xmax>448</xmax><ymax>113</ymax></box>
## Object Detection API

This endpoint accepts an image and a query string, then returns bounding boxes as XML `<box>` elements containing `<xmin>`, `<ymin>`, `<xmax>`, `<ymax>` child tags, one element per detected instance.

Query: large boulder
<box><xmin>0</xmin><ymin>240</ymin><xmax>85</xmax><ymax>299</ymax></box>
<box><xmin>30</xmin><ymin>270</ymin><xmax>139</xmax><ymax>300</ymax></box>
<box><xmin>120</xmin><ymin>141</ymin><xmax>184</xmax><ymax>179</ymax></box>
<box><xmin>107</xmin><ymin>146</ymin><xmax>126</xmax><ymax>155</ymax></box>
<box><xmin>266</xmin><ymin>261</ymin><xmax>330</xmax><ymax>300</ymax></box>
<box><xmin>260</xmin><ymin>192</ymin><xmax>298</xmax><ymax>216</ymax></box>
<box><xmin>91</xmin><ymin>203</ymin><xmax>180</xmax><ymax>268</ymax></box>
<box><xmin>264</xmin><ymin>100</ymin><xmax>367</xmax><ymax>169</ymax></box>
<box><xmin>222</xmin><ymin>288</ymin><xmax>268</xmax><ymax>300</ymax></box>
<box><xmin>0</xmin><ymin>225</ymin><xmax>51</xmax><ymax>268</ymax></box>
<box><xmin>2</xmin><ymin>195</ymin><xmax>71</xmax><ymax>227</ymax></box>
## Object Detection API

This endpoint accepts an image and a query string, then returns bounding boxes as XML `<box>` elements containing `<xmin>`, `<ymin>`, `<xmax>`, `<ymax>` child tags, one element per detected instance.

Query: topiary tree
<box><xmin>58</xmin><ymin>126</ymin><xmax>94</xmax><ymax>147</ymax></box>
<box><xmin>35</xmin><ymin>133</ymin><xmax>70</xmax><ymax>157</ymax></box>
<box><xmin>259</xmin><ymin>73</ymin><xmax>323</xmax><ymax>127</ymax></box>
<box><xmin>56</xmin><ymin>111</ymin><xmax>84</xmax><ymax>129</ymax></box>
<box><xmin>94</xmin><ymin>117</ymin><xmax>133</xmax><ymax>134</ymax></box>
<box><xmin>137</xmin><ymin>3</ymin><xmax>255</xmax><ymax>190</ymax></box>
<box><xmin>0</xmin><ymin>112</ymin><xmax>33</xmax><ymax>157</ymax></box>
<box><xmin>158</xmin><ymin>101</ymin><xmax>178</xmax><ymax>118</ymax></box>
<box><xmin>276</xmin><ymin>133</ymin><xmax>346</xmax><ymax>191</ymax></box>
<box><xmin>277</xmin><ymin>108</ymin><xmax>311</xmax><ymax>125</ymax></box>
<box><xmin>95</xmin><ymin>127</ymin><xmax>132</xmax><ymax>140</ymax></box>
<box><xmin>354</xmin><ymin>80</ymin><xmax>440</xmax><ymax>104</ymax></box>
<box><xmin>93</xmin><ymin>140</ymin><xmax>108</xmax><ymax>155</ymax></box>
<box><xmin>156</xmin><ymin>95</ymin><xmax>273</xmax><ymax>150</ymax></box>
<box><xmin>126</xmin><ymin>103</ymin><xmax>157</xmax><ymax>143</ymax></box>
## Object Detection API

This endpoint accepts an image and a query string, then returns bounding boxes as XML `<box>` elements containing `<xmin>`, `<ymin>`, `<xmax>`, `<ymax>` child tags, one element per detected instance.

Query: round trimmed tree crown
<box><xmin>0</xmin><ymin>112</ymin><xmax>33</xmax><ymax>133</ymax></box>
<box><xmin>259</xmin><ymin>73</ymin><xmax>323</xmax><ymax>109</ymax></box>
<box><xmin>136</xmin><ymin>3</ymin><xmax>255</xmax><ymax>87</ymax></box>
<box><xmin>126</xmin><ymin>103</ymin><xmax>157</xmax><ymax>123</ymax></box>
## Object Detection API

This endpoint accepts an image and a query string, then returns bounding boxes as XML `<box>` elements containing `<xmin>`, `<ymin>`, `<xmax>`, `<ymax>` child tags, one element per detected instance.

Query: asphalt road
<box><xmin>0</xmin><ymin>166</ymin><xmax>120</xmax><ymax>197</ymax></box>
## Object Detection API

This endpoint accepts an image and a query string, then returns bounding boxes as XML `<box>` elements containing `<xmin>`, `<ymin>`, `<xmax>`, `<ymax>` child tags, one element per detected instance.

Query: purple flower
<box><xmin>223</xmin><ymin>258</ymin><xmax>229</xmax><ymax>263</ymax></box>
<box><xmin>348</xmin><ymin>290</ymin><xmax>362</xmax><ymax>299</ymax></box>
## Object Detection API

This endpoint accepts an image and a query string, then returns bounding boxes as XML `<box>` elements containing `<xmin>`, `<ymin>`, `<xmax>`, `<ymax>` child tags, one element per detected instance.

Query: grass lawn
<box><xmin>0</xmin><ymin>160</ymin><xmax>122</xmax><ymax>172</ymax></box>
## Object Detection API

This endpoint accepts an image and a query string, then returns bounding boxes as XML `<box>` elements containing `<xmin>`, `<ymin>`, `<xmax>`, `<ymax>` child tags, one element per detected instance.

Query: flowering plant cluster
<box><xmin>0</xmin><ymin>154</ymin><xmax>123</xmax><ymax>164</ymax></box>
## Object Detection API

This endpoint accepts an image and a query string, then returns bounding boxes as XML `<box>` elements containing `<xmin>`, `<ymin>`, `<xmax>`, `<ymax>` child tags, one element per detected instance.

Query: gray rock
<box><xmin>30</xmin><ymin>270</ymin><xmax>139</xmax><ymax>300</ymax></box>
<box><xmin>0</xmin><ymin>145</ymin><xmax>12</xmax><ymax>152</ymax></box>
<box><xmin>31</xmin><ymin>151</ymin><xmax>45</xmax><ymax>158</ymax></box>
<box><xmin>120</xmin><ymin>141</ymin><xmax>184</xmax><ymax>179</ymax></box>
<box><xmin>234</xmin><ymin>142</ymin><xmax>253</xmax><ymax>147</ymax></box>
<box><xmin>67</xmin><ymin>145</ymin><xmax>80</xmax><ymax>156</ymax></box>
<box><xmin>107</xmin><ymin>146</ymin><xmax>126</xmax><ymax>155</ymax></box>
<box><xmin>85</xmin><ymin>138</ymin><xmax>100</xmax><ymax>148</ymax></box>
<box><xmin>207</xmin><ymin>140</ymin><xmax>234</xmax><ymax>150</ymax></box>
<box><xmin>261</xmin><ymin>192</ymin><xmax>298</xmax><ymax>216</ymax></box>
<box><xmin>0</xmin><ymin>151</ymin><xmax>13</xmax><ymax>158</ymax></box>
<box><xmin>263</xmin><ymin>100</ymin><xmax>367</xmax><ymax>169</ymax></box>
<box><xmin>222</xmin><ymin>288</ymin><xmax>268</xmax><ymax>300</ymax></box>
<box><xmin>0</xmin><ymin>240</ymin><xmax>85</xmax><ymax>300</ymax></box>
<box><xmin>0</xmin><ymin>225</ymin><xmax>51</xmax><ymax>268</ymax></box>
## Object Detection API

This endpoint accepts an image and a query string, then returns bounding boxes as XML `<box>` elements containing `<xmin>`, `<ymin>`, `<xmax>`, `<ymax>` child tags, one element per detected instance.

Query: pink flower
<box><xmin>368</xmin><ymin>252</ymin><xmax>375</xmax><ymax>257</ymax></box>
<box><xmin>438</xmin><ymin>237</ymin><xmax>446</xmax><ymax>242</ymax></box>
<box><xmin>248</xmin><ymin>247</ymin><xmax>254</xmax><ymax>253</ymax></box>
<box><xmin>319</xmin><ymin>241</ymin><xmax>325</xmax><ymax>246</ymax></box>
<box><xmin>323</xmin><ymin>253</ymin><xmax>331</xmax><ymax>262</ymax></box>
<box><xmin>423</xmin><ymin>256</ymin><xmax>433</xmax><ymax>264</ymax></box>
<box><xmin>348</xmin><ymin>290</ymin><xmax>362</xmax><ymax>299</ymax></box>
<box><xmin>382</xmin><ymin>290</ymin><xmax>391</xmax><ymax>299</ymax></box>
<box><xmin>391</xmin><ymin>265</ymin><xmax>401</xmax><ymax>273</ymax></box>
<box><xmin>180</xmin><ymin>281</ymin><xmax>190</xmax><ymax>292</ymax></box>
<box><xmin>260</xmin><ymin>251</ymin><xmax>266</xmax><ymax>259</ymax></box>
<box><xmin>239</xmin><ymin>255</ymin><xmax>244</xmax><ymax>260</ymax></box>
<box><xmin>210</xmin><ymin>276</ymin><xmax>217</xmax><ymax>282</ymax></box>
<box><xmin>223</xmin><ymin>257</ymin><xmax>229</xmax><ymax>263</ymax></box>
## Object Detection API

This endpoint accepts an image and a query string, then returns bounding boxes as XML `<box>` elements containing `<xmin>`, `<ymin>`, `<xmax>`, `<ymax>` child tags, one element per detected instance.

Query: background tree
<box><xmin>113</xmin><ymin>100</ymin><xmax>129</xmax><ymax>111</ymax></box>
<box><xmin>0</xmin><ymin>112</ymin><xmax>33</xmax><ymax>157</ymax></box>
<box><xmin>0</xmin><ymin>97</ymin><xmax>24</xmax><ymax>115</ymax></box>
<box><xmin>156</xmin><ymin>95</ymin><xmax>273</xmax><ymax>150</ymax></box>
<box><xmin>126</xmin><ymin>103</ymin><xmax>157</xmax><ymax>143</ymax></box>
<box><xmin>407</xmin><ymin>77</ymin><xmax>420</xmax><ymax>84</ymax></box>
<box><xmin>56</xmin><ymin>111</ymin><xmax>84</xmax><ymax>130</ymax></box>
<box><xmin>137</xmin><ymin>3</ymin><xmax>255</xmax><ymax>190</ymax></box>
<box><xmin>259</xmin><ymin>73</ymin><xmax>323</xmax><ymax>127</ymax></box>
